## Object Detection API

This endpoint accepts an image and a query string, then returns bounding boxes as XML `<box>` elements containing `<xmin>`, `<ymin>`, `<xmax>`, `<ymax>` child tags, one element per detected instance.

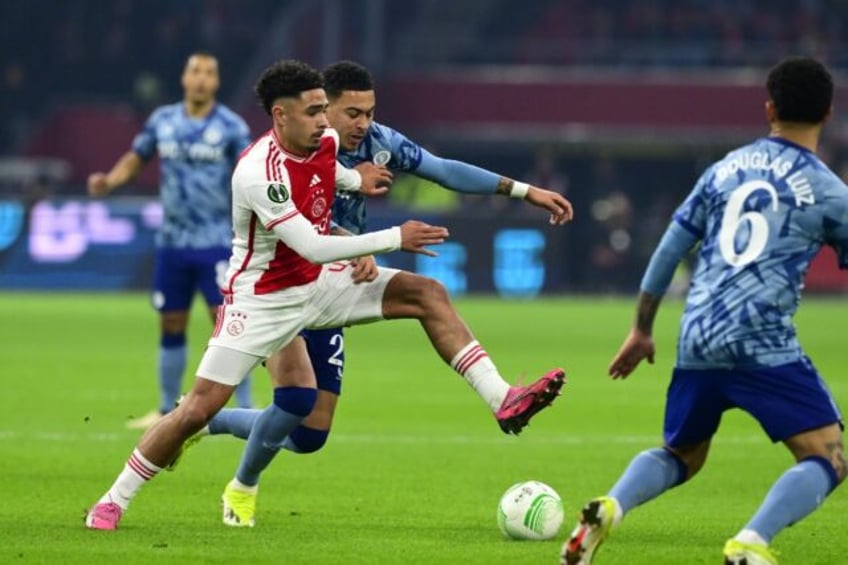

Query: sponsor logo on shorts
<box><xmin>267</xmin><ymin>183</ymin><xmax>289</xmax><ymax>203</ymax></box>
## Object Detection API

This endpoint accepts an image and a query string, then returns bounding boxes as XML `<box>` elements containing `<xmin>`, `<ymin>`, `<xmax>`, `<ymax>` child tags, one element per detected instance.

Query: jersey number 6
<box><xmin>718</xmin><ymin>180</ymin><xmax>779</xmax><ymax>268</ymax></box>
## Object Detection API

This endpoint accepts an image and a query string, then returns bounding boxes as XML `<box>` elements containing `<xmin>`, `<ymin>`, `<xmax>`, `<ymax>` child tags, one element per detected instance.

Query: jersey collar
<box><xmin>269</xmin><ymin>128</ymin><xmax>317</xmax><ymax>162</ymax></box>
<box><xmin>764</xmin><ymin>136</ymin><xmax>813</xmax><ymax>154</ymax></box>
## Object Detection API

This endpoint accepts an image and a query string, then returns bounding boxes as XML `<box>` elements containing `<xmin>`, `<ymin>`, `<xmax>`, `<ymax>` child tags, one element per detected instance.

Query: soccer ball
<box><xmin>497</xmin><ymin>480</ymin><xmax>564</xmax><ymax>540</ymax></box>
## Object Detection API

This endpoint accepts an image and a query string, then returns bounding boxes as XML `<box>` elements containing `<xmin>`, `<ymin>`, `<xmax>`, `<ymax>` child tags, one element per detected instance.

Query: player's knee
<box><xmin>683</xmin><ymin>457</ymin><xmax>706</xmax><ymax>479</ymax></box>
<box><xmin>287</xmin><ymin>425</ymin><xmax>330</xmax><ymax>454</ymax></box>
<box><xmin>832</xmin><ymin>459</ymin><xmax>846</xmax><ymax>488</ymax></box>
<box><xmin>801</xmin><ymin>455</ymin><xmax>844</xmax><ymax>493</ymax></box>
<box><xmin>160</xmin><ymin>333</ymin><xmax>186</xmax><ymax>348</ymax></box>
<box><xmin>273</xmin><ymin>386</ymin><xmax>318</xmax><ymax>417</ymax></box>
<box><xmin>410</xmin><ymin>275</ymin><xmax>450</xmax><ymax>309</ymax></box>
<box><xmin>829</xmin><ymin>438</ymin><xmax>846</xmax><ymax>485</ymax></box>
<box><xmin>160</xmin><ymin>312</ymin><xmax>189</xmax><ymax>335</ymax></box>
<box><xmin>173</xmin><ymin>403</ymin><xmax>213</xmax><ymax>436</ymax></box>
<box><xmin>662</xmin><ymin>445</ymin><xmax>705</xmax><ymax>483</ymax></box>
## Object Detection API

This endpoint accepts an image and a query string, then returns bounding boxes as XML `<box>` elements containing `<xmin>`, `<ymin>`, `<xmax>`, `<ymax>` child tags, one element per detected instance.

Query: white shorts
<box><xmin>197</xmin><ymin>262</ymin><xmax>400</xmax><ymax>385</ymax></box>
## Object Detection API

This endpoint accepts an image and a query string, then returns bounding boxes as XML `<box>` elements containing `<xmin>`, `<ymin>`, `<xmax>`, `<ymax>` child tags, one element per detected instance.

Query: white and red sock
<box><xmin>98</xmin><ymin>448</ymin><xmax>162</xmax><ymax>510</ymax></box>
<box><xmin>450</xmin><ymin>340</ymin><xmax>510</xmax><ymax>411</ymax></box>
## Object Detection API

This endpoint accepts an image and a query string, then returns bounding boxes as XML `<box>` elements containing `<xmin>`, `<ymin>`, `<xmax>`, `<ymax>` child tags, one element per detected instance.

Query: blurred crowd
<box><xmin>1</xmin><ymin>0</ymin><xmax>279</xmax><ymax>152</ymax></box>
<box><xmin>5</xmin><ymin>0</ymin><xmax>847</xmax><ymax>149</ymax></box>
<box><xmin>4</xmin><ymin>0</ymin><xmax>848</xmax><ymax>291</ymax></box>
<box><xmin>516</xmin><ymin>0</ymin><xmax>845</xmax><ymax>68</ymax></box>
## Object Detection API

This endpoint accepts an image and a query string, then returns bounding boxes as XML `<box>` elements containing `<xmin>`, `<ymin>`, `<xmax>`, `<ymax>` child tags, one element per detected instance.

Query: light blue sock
<box><xmin>157</xmin><ymin>343</ymin><xmax>186</xmax><ymax>414</ymax></box>
<box><xmin>609</xmin><ymin>448</ymin><xmax>687</xmax><ymax>514</ymax></box>
<box><xmin>745</xmin><ymin>456</ymin><xmax>837</xmax><ymax>542</ymax></box>
<box><xmin>209</xmin><ymin>408</ymin><xmax>262</xmax><ymax>439</ymax></box>
<box><xmin>234</xmin><ymin>372</ymin><xmax>253</xmax><ymax>409</ymax></box>
<box><xmin>235</xmin><ymin>387</ymin><xmax>317</xmax><ymax>486</ymax></box>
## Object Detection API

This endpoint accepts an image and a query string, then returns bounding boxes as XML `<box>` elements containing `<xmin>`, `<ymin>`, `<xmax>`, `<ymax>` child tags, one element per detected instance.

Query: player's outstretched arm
<box><xmin>503</xmin><ymin>180</ymin><xmax>573</xmax><ymax>225</ymax></box>
<box><xmin>87</xmin><ymin>151</ymin><xmax>144</xmax><ymax>197</ymax></box>
<box><xmin>609</xmin><ymin>292</ymin><xmax>659</xmax><ymax>379</ymax></box>
<box><xmin>412</xmin><ymin>150</ymin><xmax>573</xmax><ymax>224</ymax></box>
<box><xmin>271</xmin><ymin>212</ymin><xmax>447</xmax><ymax>263</ymax></box>
<box><xmin>398</xmin><ymin>220</ymin><xmax>448</xmax><ymax>257</ymax></box>
<box><xmin>609</xmin><ymin>219</ymin><xmax>700</xmax><ymax>378</ymax></box>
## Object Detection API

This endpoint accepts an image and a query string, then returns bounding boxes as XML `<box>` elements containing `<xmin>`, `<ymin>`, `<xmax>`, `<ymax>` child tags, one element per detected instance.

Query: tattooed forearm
<box><xmin>496</xmin><ymin>177</ymin><xmax>514</xmax><ymax>196</ymax></box>
<box><xmin>635</xmin><ymin>291</ymin><xmax>662</xmax><ymax>335</ymax></box>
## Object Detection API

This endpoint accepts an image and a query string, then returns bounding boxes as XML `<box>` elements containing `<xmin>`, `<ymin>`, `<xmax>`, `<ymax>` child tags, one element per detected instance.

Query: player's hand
<box><xmin>524</xmin><ymin>187</ymin><xmax>573</xmax><ymax>225</ymax></box>
<box><xmin>350</xmin><ymin>256</ymin><xmax>378</xmax><ymax>284</ymax></box>
<box><xmin>399</xmin><ymin>220</ymin><xmax>449</xmax><ymax>257</ymax></box>
<box><xmin>355</xmin><ymin>162</ymin><xmax>392</xmax><ymax>197</ymax></box>
<box><xmin>87</xmin><ymin>172</ymin><xmax>112</xmax><ymax>197</ymax></box>
<box><xmin>608</xmin><ymin>328</ymin><xmax>655</xmax><ymax>379</ymax></box>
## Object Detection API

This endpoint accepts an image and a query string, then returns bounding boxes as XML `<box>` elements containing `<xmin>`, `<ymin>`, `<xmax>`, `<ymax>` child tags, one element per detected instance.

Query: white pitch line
<box><xmin>0</xmin><ymin>430</ymin><xmax>766</xmax><ymax>445</ymax></box>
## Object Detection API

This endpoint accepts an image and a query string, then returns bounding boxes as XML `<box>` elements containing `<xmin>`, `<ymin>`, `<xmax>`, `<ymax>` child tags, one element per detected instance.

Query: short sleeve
<box><xmin>376</xmin><ymin>123</ymin><xmax>422</xmax><ymax>171</ymax></box>
<box><xmin>672</xmin><ymin>168</ymin><xmax>712</xmax><ymax>238</ymax></box>
<box><xmin>238</xmin><ymin>167</ymin><xmax>300</xmax><ymax>230</ymax></box>
<box><xmin>822</xmin><ymin>184</ymin><xmax>848</xmax><ymax>269</ymax></box>
<box><xmin>228</xmin><ymin>117</ymin><xmax>252</xmax><ymax>161</ymax></box>
<box><xmin>828</xmin><ymin>230</ymin><xmax>848</xmax><ymax>268</ymax></box>
<box><xmin>131</xmin><ymin>110</ymin><xmax>160</xmax><ymax>161</ymax></box>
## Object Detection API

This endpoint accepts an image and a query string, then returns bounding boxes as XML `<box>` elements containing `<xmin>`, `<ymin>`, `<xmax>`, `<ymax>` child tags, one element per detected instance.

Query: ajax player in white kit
<box><xmin>85</xmin><ymin>59</ymin><xmax>565</xmax><ymax>530</ymax></box>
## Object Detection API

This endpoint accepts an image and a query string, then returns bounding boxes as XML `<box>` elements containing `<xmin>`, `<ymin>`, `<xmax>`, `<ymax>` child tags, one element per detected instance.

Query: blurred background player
<box><xmin>177</xmin><ymin>60</ymin><xmax>573</xmax><ymax>527</ymax></box>
<box><xmin>562</xmin><ymin>56</ymin><xmax>846</xmax><ymax>565</ymax></box>
<box><xmin>87</xmin><ymin>52</ymin><xmax>254</xmax><ymax>429</ymax></box>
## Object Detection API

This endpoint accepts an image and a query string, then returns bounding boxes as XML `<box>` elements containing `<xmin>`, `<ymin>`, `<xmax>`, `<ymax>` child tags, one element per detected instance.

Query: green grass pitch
<box><xmin>0</xmin><ymin>292</ymin><xmax>845</xmax><ymax>564</ymax></box>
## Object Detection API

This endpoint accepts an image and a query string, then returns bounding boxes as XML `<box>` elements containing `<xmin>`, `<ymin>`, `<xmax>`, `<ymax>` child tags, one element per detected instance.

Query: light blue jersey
<box><xmin>132</xmin><ymin>102</ymin><xmax>250</xmax><ymax>248</ymax></box>
<box><xmin>667</xmin><ymin>137</ymin><xmax>848</xmax><ymax>368</ymax></box>
<box><xmin>333</xmin><ymin>121</ymin><xmax>500</xmax><ymax>234</ymax></box>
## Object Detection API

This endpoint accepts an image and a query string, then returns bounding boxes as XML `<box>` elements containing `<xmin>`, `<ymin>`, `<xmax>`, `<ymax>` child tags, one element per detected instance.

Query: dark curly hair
<box><xmin>255</xmin><ymin>59</ymin><xmax>324</xmax><ymax>115</ymax></box>
<box><xmin>322</xmin><ymin>60</ymin><xmax>374</xmax><ymax>100</ymax></box>
<box><xmin>767</xmin><ymin>57</ymin><xmax>833</xmax><ymax>124</ymax></box>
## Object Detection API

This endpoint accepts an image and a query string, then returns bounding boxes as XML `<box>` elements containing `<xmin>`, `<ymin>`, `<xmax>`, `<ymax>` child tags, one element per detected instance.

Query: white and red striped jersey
<box><xmin>223</xmin><ymin>128</ymin><xmax>339</xmax><ymax>296</ymax></box>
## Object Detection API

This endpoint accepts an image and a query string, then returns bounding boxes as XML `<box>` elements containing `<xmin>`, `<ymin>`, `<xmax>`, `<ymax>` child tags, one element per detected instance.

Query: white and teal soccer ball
<box><xmin>497</xmin><ymin>480</ymin><xmax>564</xmax><ymax>540</ymax></box>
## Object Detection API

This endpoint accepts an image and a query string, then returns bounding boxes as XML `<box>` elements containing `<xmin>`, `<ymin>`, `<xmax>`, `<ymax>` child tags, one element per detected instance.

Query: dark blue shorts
<box><xmin>300</xmin><ymin>327</ymin><xmax>345</xmax><ymax>395</ymax></box>
<box><xmin>152</xmin><ymin>247</ymin><xmax>230</xmax><ymax>312</ymax></box>
<box><xmin>664</xmin><ymin>357</ymin><xmax>843</xmax><ymax>447</ymax></box>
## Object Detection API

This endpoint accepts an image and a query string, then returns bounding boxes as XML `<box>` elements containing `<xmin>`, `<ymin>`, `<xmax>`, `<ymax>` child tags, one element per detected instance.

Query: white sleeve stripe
<box><xmin>266</xmin><ymin>210</ymin><xmax>299</xmax><ymax>230</ymax></box>
<box><xmin>264</xmin><ymin>142</ymin><xmax>275</xmax><ymax>181</ymax></box>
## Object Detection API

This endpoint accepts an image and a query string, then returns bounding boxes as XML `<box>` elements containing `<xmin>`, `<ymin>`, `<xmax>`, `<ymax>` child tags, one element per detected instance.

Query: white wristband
<box><xmin>509</xmin><ymin>181</ymin><xmax>530</xmax><ymax>199</ymax></box>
